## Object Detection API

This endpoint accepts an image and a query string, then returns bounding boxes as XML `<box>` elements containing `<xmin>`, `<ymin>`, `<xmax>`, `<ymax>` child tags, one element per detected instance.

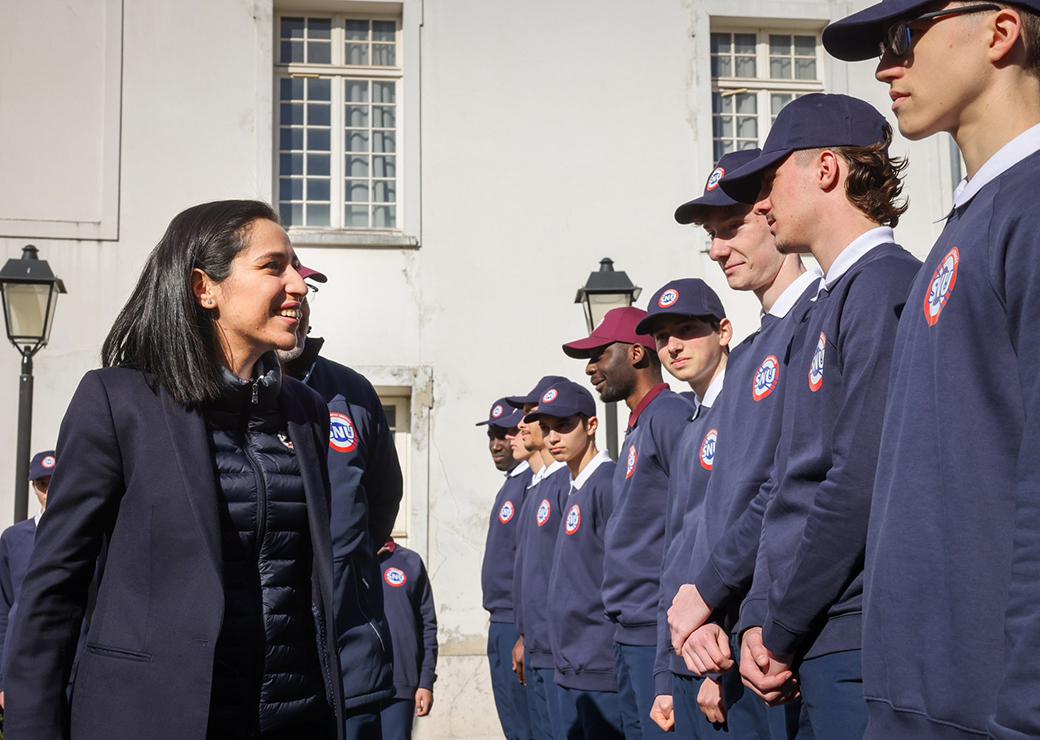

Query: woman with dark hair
<box><xmin>3</xmin><ymin>200</ymin><xmax>344</xmax><ymax>740</ymax></box>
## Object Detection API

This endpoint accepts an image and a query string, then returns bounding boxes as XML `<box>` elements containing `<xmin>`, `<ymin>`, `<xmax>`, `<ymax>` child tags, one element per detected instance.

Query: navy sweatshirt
<box><xmin>603</xmin><ymin>386</ymin><xmax>695</xmax><ymax>645</ymax></box>
<box><xmin>481</xmin><ymin>461</ymin><xmax>533</xmax><ymax>624</ymax></box>
<box><xmin>691</xmin><ymin>273</ymin><xmax>821</xmax><ymax>616</ymax></box>
<box><xmin>547</xmin><ymin>454</ymin><xmax>618</xmax><ymax>691</ymax></box>
<box><xmin>865</xmin><ymin>144</ymin><xmax>1040</xmax><ymax>738</ymax></box>
<box><xmin>379</xmin><ymin>543</ymin><xmax>438</xmax><ymax>699</ymax></box>
<box><xmin>743</xmin><ymin>238</ymin><xmax>919</xmax><ymax>662</ymax></box>
<box><xmin>0</xmin><ymin>518</ymin><xmax>36</xmax><ymax>689</ymax></box>
<box><xmin>653</xmin><ymin>382</ymin><xmax>721</xmax><ymax>696</ymax></box>
<box><xmin>513</xmin><ymin>462</ymin><xmax>569</xmax><ymax>669</ymax></box>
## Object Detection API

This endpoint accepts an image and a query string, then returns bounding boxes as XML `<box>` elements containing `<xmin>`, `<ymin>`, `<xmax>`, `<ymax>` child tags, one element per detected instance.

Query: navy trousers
<box><xmin>526</xmin><ymin>658</ymin><xmax>557</xmax><ymax>739</ymax></box>
<box><xmin>615</xmin><ymin>642</ymin><xmax>670</xmax><ymax>739</ymax></box>
<box><xmin>488</xmin><ymin>622</ymin><xmax>532</xmax><ymax>739</ymax></box>
<box><xmin>797</xmin><ymin>649</ymin><xmax>866</xmax><ymax>740</ymax></box>
<box><xmin>673</xmin><ymin>674</ymin><xmax>701</xmax><ymax>736</ymax></box>
<box><xmin>554</xmin><ymin>685</ymin><xmax>625</xmax><ymax>739</ymax></box>
<box><xmin>345</xmin><ymin>702</ymin><xmax>383</xmax><ymax>740</ymax></box>
<box><xmin>675</xmin><ymin>667</ymin><xmax>801</xmax><ymax>739</ymax></box>
<box><xmin>379</xmin><ymin>698</ymin><xmax>415</xmax><ymax>740</ymax></box>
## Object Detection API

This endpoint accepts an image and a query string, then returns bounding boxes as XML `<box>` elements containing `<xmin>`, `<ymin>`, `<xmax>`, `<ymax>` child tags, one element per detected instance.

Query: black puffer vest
<box><xmin>203</xmin><ymin>358</ymin><xmax>329</xmax><ymax>739</ymax></box>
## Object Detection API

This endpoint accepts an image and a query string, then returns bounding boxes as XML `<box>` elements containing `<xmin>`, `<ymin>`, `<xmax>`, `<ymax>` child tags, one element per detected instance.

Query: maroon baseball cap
<box><xmin>562</xmin><ymin>307</ymin><xmax>656</xmax><ymax>359</ymax></box>
<box><xmin>298</xmin><ymin>263</ymin><xmax>328</xmax><ymax>283</ymax></box>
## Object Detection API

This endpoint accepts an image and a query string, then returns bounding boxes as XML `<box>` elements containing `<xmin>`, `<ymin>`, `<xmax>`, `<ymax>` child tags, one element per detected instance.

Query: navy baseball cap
<box><xmin>29</xmin><ymin>450</ymin><xmax>56</xmax><ymax>481</ymax></box>
<box><xmin>635</xmin><ymin>279</ymin><xmax>726</xmax><ymax>335</ymax></box>
<box><xmin>719</xmin><ymin>94</ymin><xmax>889</xmax><ymax>204</ymax></box>
<box><xmin>823</xmin><ymin>1</ymin><xmax>1040</xmax><ymax>62</ymax></box>
<box><xmin>523</xmin><ymin>381</ymin><xmax>597</xmax><ymax>422</ymax></box>
<box><xmin>475</xmin><ymin>397</ymin><xmax>524</xmax><ymax>429</ymax></box>
<box><xmin>505</xmin><ymin>375</ymin><xmax>569</xmax><ymax>409</ymax></box>
<box><xmin>674</xmin><ymin>149</ymin><xmax>762</xmax><ymax>224</ymax></box>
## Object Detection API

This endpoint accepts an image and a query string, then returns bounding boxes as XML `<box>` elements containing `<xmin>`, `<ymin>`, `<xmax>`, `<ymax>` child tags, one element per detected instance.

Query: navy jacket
<box><xmin>287</xmin><ymin>338</ymin><xmax>404</xmax><ymax>709</ymax></box>
<box><xmin>513</xmin><ymin>462</ymin><xmax>569</xmax><ymax>669</ymax></box>
<box><xmin>603</xmin><ymin>386</ymin><xmax>694</xmax><ymax>644</ymax></box>
<box><xmin>547</xmin><ymin>455</ymin><xmax>618</xmax><ymax>691</ymax></box>
<box><xmin>743</xmin><ymin>242</ymin><xmax>919</xmax><ymax>662</ymax></box>
<box><xmin>866</xmin><ymin>149</ymin><xmax>1040</xmax><ymax>737</ymax></box>
<box><xmin>691</xmin><ymin>274</ymin><xmax>820</xmax><ymax>616</ymax></box>
<box><xmin>379</xmin><ymin>543</ymin><xmax>437</xmax><ymax>699</ymax></box>
<box><xmin>481</xmin><ymin>461</ymin><xmax>532</xmax><ymax>624</ymax></box>
<box><xmin>0</xmin><ymin>517</ymin><xmax>35</xmax><ymax>689</ymax></box>
<box><xmin>3</xmin><ymin>367</ymin><xmax>344</xmax><ymax>740</ymax></box>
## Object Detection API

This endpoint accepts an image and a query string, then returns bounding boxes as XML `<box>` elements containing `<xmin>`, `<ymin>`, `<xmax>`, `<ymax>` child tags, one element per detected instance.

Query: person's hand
<box><xmin>649</xmin><ymin>694</ymin><xmax>675</xmax><ymax>732</ymax></box>
<box><xmin>739</xmin><ymin>628</ymin><xmax>799</xmax><ymax>706</ymax></box>
<box><xmin>415</xmin><ymin>688</ymin><xmax>434</xmax><ymax>716</ymax></box>
<box><xmin>512</xmin><ymin>635</ymin><xmax>526</xmax><ymax>686</ymax></box>
<box><xmin>0</xmin><ymin>689</ymin><xmax>5</xmax><ymax>709</ymax></box>
<box><xmin>681</xmin><ymin>623</ymin><xmax>734</xmax><ymax>676</ymax></box>
<box><xmin>668</xmin><ymin>584</ymin><xmax>712</xmax><ymax>655</ymax></box>
<box><xmin>697</xmin><ymin>676</ymin><xmax>726</xmax><ymax>725</ymax></box>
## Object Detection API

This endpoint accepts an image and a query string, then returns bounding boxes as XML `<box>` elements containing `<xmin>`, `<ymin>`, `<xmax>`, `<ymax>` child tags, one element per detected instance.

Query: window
<box><xmin>710</xmin><ymin>29</ymin><xmax>825</xmax><ymax>161</ymax></box>
<box><xmin>380</xmin><ymin>393</ymin><xmax>412</xmax><ymax>541</ymax></box>
<box><xmin>275</xmin><ymin>15</ymin><xmax>400</xmax><ymax>230</ymax></box>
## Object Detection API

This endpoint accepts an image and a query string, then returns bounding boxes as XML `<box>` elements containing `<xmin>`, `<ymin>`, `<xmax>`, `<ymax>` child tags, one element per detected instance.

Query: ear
<box><xmin>817</xmin><ymin>150</ymin><xmax>842</xmax><ymax>192</ymax></box>
<box><xmin>989</xmin><ymin>7</ymin><xmax>1026</xmax><ymax>65</ymax></box>
<box><xmin>586</xmin><ymin>416</ymin><xmax>599</xmax><ymax>437</ymax></box>
<box><xmin>192</xmin><ymin>268</ymin><xmax>218</xmax><ymax>310</ymax></box>
<box><xmin>717</xmin><ymin>318</ymin><xmax>734</xmax><ymax>347</ymax></box>
<box><xmin>630</xmin><ymin>343</ymin><xmax>649</xmax><ymax>368</ymax></box>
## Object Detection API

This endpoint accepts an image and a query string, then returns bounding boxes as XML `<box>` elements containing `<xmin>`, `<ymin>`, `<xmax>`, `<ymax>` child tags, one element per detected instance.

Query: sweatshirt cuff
<box><xmin>761</xmin><ymin>619</ymin><xmax>800</xmax><ymax>664</ymax></box>
<box><xmin>737</xmin><ymin>598</ymin><xmax>766</xmax><ymax>636</ymax></box>
<box><xmin>693</xmin><ymin>560</ymin><xmax>733</xmax><ymax>612</ymax></box>
<box><xmin>419</xmin><ymin>671</ymin><xmax>437</xmax><ymax>690</ymax></box>
<box><xmin>654</xmin><ymin>668</ymin><xmax>673</xmax><ymax>697</ymax></box>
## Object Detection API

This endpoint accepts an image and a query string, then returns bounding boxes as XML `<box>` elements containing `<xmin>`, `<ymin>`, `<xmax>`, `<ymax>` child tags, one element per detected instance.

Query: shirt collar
<box><xmin>817</xmin><ymin>226</ymin><xmax>895</xmax><ymax>296</ymax></box>
<box><xmin>693</xmin><ymin>368</ymin><xmax>726</xmax><ymax>417</ymax></box>
<box><xmin>627</xmin><ymin>383</ymin><xmax>669</xmax><ymax>431</ymax></box>
<box><xmin>767</xmin><ymin>267</ymin><xmax>823</xmax><ymax>319</ymax></box>
<box><xmin>953</xmin><ymin>122</ymin><xmax>1040</xmax><ymax>209</ymax></box>
<box><xmin>571</xmin><ymin>451</ymin><xmax>612</xmax><ymax>491</ymax></box>
<box><xmin>508</xmin><ymin>460</ymin><xmax>531</xmax><ymax>478</ymax></box>
<box><xmin>33</xmin><ymin>511</ymin><xmax>41</xmax><ymax>527</ymax></box>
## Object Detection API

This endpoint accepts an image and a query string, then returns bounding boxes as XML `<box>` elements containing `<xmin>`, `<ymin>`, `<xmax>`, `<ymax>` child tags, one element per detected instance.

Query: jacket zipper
<box><xmin>242</xmin><ymin>386</ymin><xmax>267</xmax><ymax>554</ymax></box>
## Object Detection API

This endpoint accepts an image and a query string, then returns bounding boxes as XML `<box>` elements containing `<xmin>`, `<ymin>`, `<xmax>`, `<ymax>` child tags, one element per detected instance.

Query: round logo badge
<box><xmin>658</xmin><ymin>289</ymin><xmax>680</xmax><ymax>309</ymax></box>
<box><xmin>498</xmin><ymin>500</ymin><xmax>515</xmax><ymax>524</ymax></box>
<box><xmin>924</xmin><ymin>247</ymin><xmax>960</xmax><ymax>327</ymax></box>
<box><xmin>542</xmin><ymin>388</ymin><xmax>559</xmax><ymax>404</ymax></box>
<box><xmin>41</xmin><ymin>455</ymin><xmax>56</xmax><ymax>469</ymax></box>
<box><xmin>625</xmin><ymin>445</ymin><xmax>638</xmax><ymax>480</ymax></box>
<box><xmin>700</xmin><ymin>429</ymin><xmax>718</xmax><ymax>471</ymax></box>
<box><xmin>808</xmin><ymin>332</ymin><xmax>826</xmax><ymax>393</ymax></box>
<box><xmin>383</xmin><ymin>567</ymin><xmax>407</xmax><ymax>588</ymax></box>
<box><xmin>491</xmin><ymin>404</ymin><xmax>504</xmax><ymax>419</ymax></box>
<box><xmin>705</xmin><ymin>166</ymin><xmax>726</xmax><ymax>192</ymax></box>
<box><xmin>536</xmin><ymin>498</ymin><xmax>552</xmax><ymax>527</ymax></box>
<box><xmin>329</xmin><ymin>412</ymin><xmax>359</xmax><ymax>453</ymax></box>
<box><xmin>752</xmin><ymin>355</ymin><xmax>780</xmax><ymax>402</ymax></box>
<box><xmin>565</xmin><ymin>504</ymin><xmax>582</xmax><ymax>536</ymax></box>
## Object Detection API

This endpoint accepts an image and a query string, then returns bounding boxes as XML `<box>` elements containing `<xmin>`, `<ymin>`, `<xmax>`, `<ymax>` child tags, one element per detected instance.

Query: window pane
<box><xmin>347</xmin><ymin>43</ymin><xmax>369</xmax><ymax>65</ymax></box>
<box><xmin>372</xmin><ymin>106</ymin><xmax>395</xmax><ymax>128</ymax></box>
<box><xmin>347</xmin><ymin>156</ymin><xmax>369</xmax><ymax>177</ymax></box>
<box><xmin>713</xmin><ymin>115</ymin><xmax>733</xmax><ymax>139</ymax></box>
<box><xmin>373</xmin><ymin>206</ymin><xmax>395</xmax><ymax>228</ymax></box>
<box><xmin>372</xmin><ymin>155</ymin><xmax>395</xmax><ymax>178</ymax></box>
<box><xmin>279</xmin><ymin>178</ymin><xmax>303</xmax><ymax>200</ymax></box>
<box><xmin>309</xmin><ymin>18</ymin><xmax>331</xmax><ymax>40</ymax></box>
<box><xmin>307</xmin><ymin>178</ymin><xmax>330</xmax><ymax>201</ymax></box>
<box><xmin>373</xmin><ymin>180</ymin><xmax>395</xmax><ymax>203</ymax></box>
<box><xmin>308</xmin><ymin>103</ymin><xmax>330</xmax><ymax>126</ymax></box>
<box><xmin>281</xmin><ymin>41</ymin><xmax>304</xmax><ymax>63</ymax></box>
<box><xmin>738</xmin><ymin>140</ymin><xmax>758</xmax><ymax>151</ymax></box>
<box><xmin>714</xmin><ymin>140</ymin><xmax>728</xmax><ymax>161</ymax></box>
<box><xmin>735</xmin><ymin>93</ymin><xmax>756</xmax><ymax>114</ymax></box>
<box><xmin>345</xmin><ymin>205</ymin><xmax>369</xmax><ymax>227</ymax></box>
<box><xmin>770</xmin><ymin>57</ymin><xmax>792</xmax><ymax>79</ymax></box>
<box><xmin>795</xmin><ymin>58</ymin><xmax>817</xmax><ymax>80</ymax></box>
<box><xmin>346</xmin><ymin>130</ymin><xmax>370</xmax><ymax>152</ymax></box>
<box><xmin>280</xmin><ymin>128</ymin><xmax>303</xmax><ymax>150</ymax></box>
<box><xmin>346</xmin><ymin>20</ymin><xmax>369</xmax><ymax>40</ymax></box>
<box><xmin>346</xmin><ymin>80</ymin><xmax>369</xmax><ymax>103</ymax></box>
<box><xmin>736</xmin><ymin>116</ymin><xmax>757</xmax><ymax>139</ymax></box>
<box><xmin>346</xmin><ymin>106</ymin><xmax>369</xmax><ymax>127</ymax></box>
<box><xmin>280</xmin><ymin>103</ymin><xmax>304</xmax><ymax>125</ymax></box>
<box><xmin>769</xmin><ymin>35</ymin><xmax>791</xmax><ymax>55</ymax></box>
<box><xmin>372</xmin><ymin>21</ymin><xmax>395</xmax><ymax>41</ymax></box>
<box><xmin>308</xmin><ymin>203</ymin><xmax>330</xmax><ymax>227</ymax></box>
<box><xmin>281</xmin><ymin>17</ymin><xmax>305</xmax><ymax>40</ymax></box>
<box><xmin>280</xmin><ymin>153</ymin><xmax>303</xmax><ymax>176</ymax></box>
<box><xmin>713</xmin><ymin>91</ymin><xmax>732</xmax><ymax>113</ymax></box>
<box><xmin>711</xmin><ymin>56</ymin><xmax>729</xmax><ymax>77</ymax></box>
<box><xmin>308</xmin><ymin>128</ymin><xmax>330</xmax><ymax>151</ymax></box>
<box><xmin>346</xmin><ymin>181</ymin><xmax>369</xmax><ymax>202</ymax></box>
<box><xmin>373</xmin><ymin>82</ymin><xmax>395</xmax><ymax>104</ymax></box>
<box><xmin>372</xmin><ymin>44</ymin><xmax>396</xmax><ymax>66</ymax></box>
<box><xmin>771</xmin><ymin>93</ymin><xmax>793</xmax><ymax>116</ymax></box>
<box><xmin>734</xmin><ymin>34</ymin><xmax>756</xmax><ymax>55</ymax></box>
<box><xmin>308</xmin><ymin>78</ymin><xmax>331</xmax><ymax>100</ymax></box>
<box><xmin>794</xmin><ymin>35</ymin><xmax>816</xmax><ymax>56</ymax></box>
<box><xmin>735</xmin><ymin>56</ymin><xmax>756</xmax><ymax>77</ymax></box>
<box><xmin>280</xmin><ymin>77</ymin><xmax>303</xmax><ymax>100</ymax></box>
<box><xmin>280</xmin><ymin>202</ymin><xmax>303</xmax><ymax>226</ymax></box>
<box><xmin>373</xmin><ymin>131</ymin><xmax>395</xmax><ymax>153</ymax></box>
<box><xmin>307</xmin><ymin>153</ymin><xmax>330</xmax><ymax>176</ymax></box>
<box><xmin>308</xmin><ymin>41</ymin><xmax>331</xmax><ymax>64</ymax></box>
<box><xmin>710</xmin><ymin>33</ymin><xmax>731</xmax><ymax>55</ymax></box>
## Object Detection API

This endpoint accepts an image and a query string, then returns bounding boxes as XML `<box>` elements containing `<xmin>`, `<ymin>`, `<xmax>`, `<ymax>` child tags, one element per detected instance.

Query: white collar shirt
<box><xmin>816</xmin><ymin>226</ymin><xmax>896</xmax><ymax>297</ymax></box>
<box><xmin>768</xmin><ymin>267</ymin><xmax>824</xmax><ymax>319</ymax></box>
<box><xmin>953</xmin><ymin>121</ymin><xmax>1040</xmax><ymax>209</ymax></box>
<box><xmin>570</xmin><ymin>451</ymin><xmax>613</xmax><ymax>492</ymax></box>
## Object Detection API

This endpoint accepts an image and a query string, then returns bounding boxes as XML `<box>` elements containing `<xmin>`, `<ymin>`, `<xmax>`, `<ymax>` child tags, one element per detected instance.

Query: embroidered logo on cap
<box><xmin>536</xmin><ymin>499</ymin><xmax>552</xmax><ymax>527</ymax></box>
<box><xmin>41</xmin><ymin>455</ymin><xmax>56</xmax><ymax>469</ymax></box>
<box><xmin>498</xmin><ymin>500</ymin><xmax>515</xmax><ymax>524</ymax></box>
<box><xmin>808</xmin><ymin>332</ymin><xmax>826</xmax><ymax>393</ymax></box>
<box><xmin>491</xmin><ymin>404</ymin><xmax>504</xmax><ymax>419</ymax></box>
<box><xmin>924</xmin><ymin>247</ymin><xmax>960</xmax><ymax>327</ymax></box>
<box><xmin>542</xmin><ymin>388</ymin><xmax>558</xmax><ymax>404</ymax></box>
<box><xmin>329</xmin><ymin>412</ymin><xmax>359</xmax><ymax>453</ymax></box>
<box><xmin>706</xmin><ymin>166</ymin><xmax>726</xmax><ymax>192</ymax></box>
<box><xmin>700</xmin><ymin>429</ymin><xmax>718</xmax><ymax>471</ymax></box>
<box><xmin>383</xmin><ymin>567</ymin><xmax>407</xmax><ymax>588</ymax></box>
<box><xmin>658</xmin><ymin>289</ymin><xmax>680</xmax><ymax>309</ymax></box>
<box><xmin>625</xmin><ymin>445</ymin><xmax>638</xmax><ymax>479</ymax></box>
<box><xmin>752</xmin><ymin>355</ymin><xmax>780</xmax><ymax>402</ymax></box>
<box><xmin>565</xmin><ymin>504</ymin><xmax>582</xmax><ymax>536</ymax></box>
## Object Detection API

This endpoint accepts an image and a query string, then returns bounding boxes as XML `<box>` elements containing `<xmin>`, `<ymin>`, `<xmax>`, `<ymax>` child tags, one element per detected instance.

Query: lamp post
<box><xmin>0</xmin><ymin>245</ymin><xmax>66</xmax><ymax>522</ymax></box>
<box><xmin>575</xmin><ymin>258</ymin><xmax>641</xmax><ymax>460</ymax></box>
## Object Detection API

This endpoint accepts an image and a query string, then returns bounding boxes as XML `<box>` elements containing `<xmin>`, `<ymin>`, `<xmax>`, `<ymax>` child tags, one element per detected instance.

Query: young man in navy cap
<box><xmin>477</xmin><ymin>399</ymin><xmax>533</xmax><ymax>740</ymax></box>
<box><xmin>824</xmin><ymin>3</ymin><xmax>1040</xmax><ymax>737</ymax></box>
<box><xmin>664</xmin><ymin>149</ymin><xmax>820</xmax><ymax>739</ymax></box>
<box><xmin>709</xmin><ymin>94</ymin><xmax>919</xmax><ymax>736</ymax></box>
<box><xmin>508</xmin><ymin>376</ymin><xmax>570</xmax><ymax>738</ymax></box>
<box><xmin>630</xmin><ymin>279</ymin><xmax>730</xmax><ymax>738</ymax></box>
<box><xmin>0</xmin><ymin>450</ymin><xmax>56</xmax><ymax>707</ymax></box>
<box><xmin>528</xmin><ymin>380</ymin><xmax>623</xmax><ymax>739</ymax></box>
<box><xmin>562</xmin><ymin>307</ymin><xmax>693</xmax><ymax>739</ymax></box>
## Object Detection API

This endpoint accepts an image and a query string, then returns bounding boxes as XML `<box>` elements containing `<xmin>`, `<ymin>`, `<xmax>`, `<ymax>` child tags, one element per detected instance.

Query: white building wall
<box><xmin>0</xmin><ymin>1</ymin><xmax>953</xmax><ymax>737</ymax></box>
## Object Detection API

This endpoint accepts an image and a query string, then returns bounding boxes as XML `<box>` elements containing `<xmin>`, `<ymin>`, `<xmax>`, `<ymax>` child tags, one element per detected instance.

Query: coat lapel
<box><xmin>161</xmin><ymin>390</ymin><xmax>223</xmax><ymax>584</ymax></box>
<box><xmin>282</xmin><ymin>389</ymin><xmax>335</xmax><ymax>576</ymax></box>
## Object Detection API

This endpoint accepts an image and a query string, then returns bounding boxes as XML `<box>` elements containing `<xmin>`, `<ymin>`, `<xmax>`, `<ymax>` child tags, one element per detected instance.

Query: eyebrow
<box><xmin>252</xmin><ymin>251</ymin><xmax>289</xmax><ymax>264</ymax></box>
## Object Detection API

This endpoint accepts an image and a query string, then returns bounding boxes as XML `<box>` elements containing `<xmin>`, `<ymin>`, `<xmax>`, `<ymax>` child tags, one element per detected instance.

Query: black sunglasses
<box><xmin>879</xmin><ymin>3</ymin><xmax>1002</xmax><ymax>58</ymax></box>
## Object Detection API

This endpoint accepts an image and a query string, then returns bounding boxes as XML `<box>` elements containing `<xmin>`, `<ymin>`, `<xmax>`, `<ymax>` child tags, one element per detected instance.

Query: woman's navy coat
<box><xmin>3</xmin><ymin>367</ymin><xmax>345</xmax><ymax>740</ymax></box>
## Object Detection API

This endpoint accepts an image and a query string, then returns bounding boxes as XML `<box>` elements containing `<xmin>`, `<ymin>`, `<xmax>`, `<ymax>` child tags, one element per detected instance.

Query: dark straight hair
<box><xmin>102</xmin><ymin>199</ymin><xmax>280</xmax><ymax>406</ymax></box>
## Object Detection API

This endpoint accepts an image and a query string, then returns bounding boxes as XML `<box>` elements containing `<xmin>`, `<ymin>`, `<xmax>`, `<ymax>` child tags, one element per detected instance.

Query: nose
<box><xmin>585</xmin><ymin>360</ymin><xmax>596</xmax><ymax>377</ymax></box>
<box><xmin>286</xmin><ymin>263</ymin><xmax>308</xmax><ymax>298</ymax></box>
<box><xmin>708</xmin><ymin>236</ymin><xmax>730</xmax><ymax>263</ymax></box>
<box><xmin>667</xmin><ymin>335</ymin><xmax>683</xmax><ymax>355</ymax></box>
<box><xmin>876</xmin><ymin>52</ymin><xmax>902</xmax><ymax>83</ymax></box>
<box><xmin>753</xmin><ymin>194</ymin><xmax>771</xmax><ymax>218</ymax></box>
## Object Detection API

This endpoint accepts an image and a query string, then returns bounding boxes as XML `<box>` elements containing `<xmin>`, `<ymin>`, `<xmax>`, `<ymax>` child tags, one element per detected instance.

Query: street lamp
<box><xmin>575</xmin><ymin>257</ymin><xmax>641</xmax><ymax>460</ymax></box>
<box><xmin>0</xmin><ymin>245</ymin><xmax>66</xmax><ymax>522</ymax></box>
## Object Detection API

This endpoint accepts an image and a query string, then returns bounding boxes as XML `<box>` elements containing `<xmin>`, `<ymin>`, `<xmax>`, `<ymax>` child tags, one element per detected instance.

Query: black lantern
<box><xmin>0</xmin><ymin>245</ymin><xmax>66</xmax><ymax>522</ymax></box>
<box><xmin>575</xmin><ymin>257</ymin><xmax>642</xmax><ymax>333</ymax></box>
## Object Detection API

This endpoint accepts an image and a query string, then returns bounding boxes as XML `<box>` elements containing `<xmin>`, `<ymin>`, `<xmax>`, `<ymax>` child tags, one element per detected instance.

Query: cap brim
<box><xmin>561</xmin><ymin>335</ymin><xmax>615</xmax><ymax>359</ymax></box>
<box><xmin>674</xmin><ymin>188</ymin><xmax>744</xmax><ymax>224</ymax></box>
<box><xmin>823</xmin><ymin>1</ymin><xmax>931</xmax><ymax>62</ymax></box>
<box><xmin>524</xmin><ymin>406</ymin><xmax>585</xmax><ymax>423</ymax></box>
<box><xmin>504</xmin><ymin>395</ymin><xmax>531</xmax><ymax>409</ymax></box>
<box><xmin>298</xmin><ymin>266</ymin><xmax>328</xmax><ymax>283</ymax></box>
<box><xmin>718</xmin><ymin>149</ymin><xmax>793</xmax><ymax>204</ymax></box>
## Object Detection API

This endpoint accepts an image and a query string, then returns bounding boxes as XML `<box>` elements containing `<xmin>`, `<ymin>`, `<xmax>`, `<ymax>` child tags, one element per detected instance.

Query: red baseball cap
<box><xmin>562</xmin><ymin>307</ymin><xmax>656</xmax><ymax>359</ymax></box>
<box><xmin>298</xmin><ymin>263</ymin><xmax>328</xmax><ymax>283</ymax></box>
